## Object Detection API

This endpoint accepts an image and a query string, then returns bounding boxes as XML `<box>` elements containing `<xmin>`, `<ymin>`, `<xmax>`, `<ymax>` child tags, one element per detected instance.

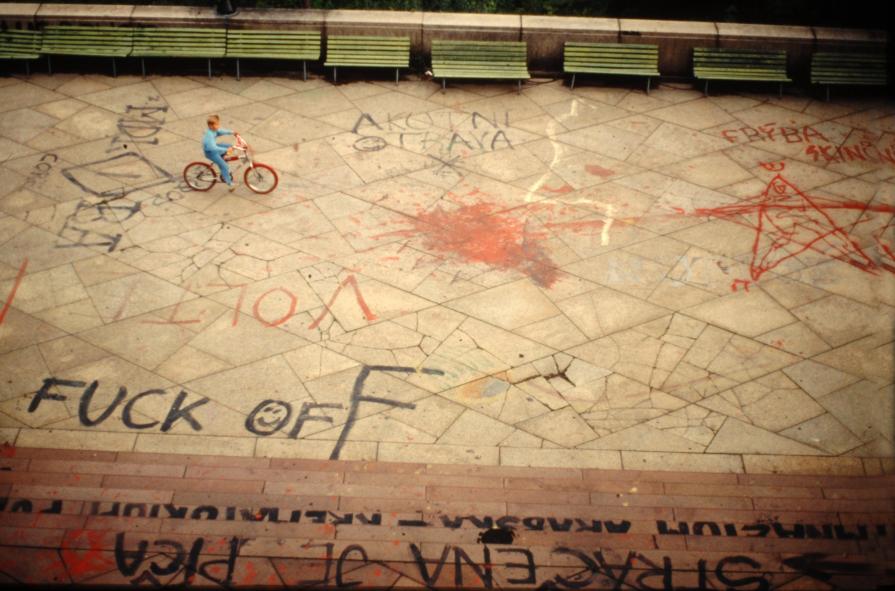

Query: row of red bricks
<box><xmin>1</xmin><ymin>448</ymin><xmax>893</xmax><ymax>588</ymax></box>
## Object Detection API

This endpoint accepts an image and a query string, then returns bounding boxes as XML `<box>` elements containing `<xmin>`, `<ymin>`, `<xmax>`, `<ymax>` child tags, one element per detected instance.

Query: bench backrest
<box><xmin>564</xmin><ymin>42</ymin><xmax>658</xmax><ymax>72</ymax></box>
<box><xmin>133</xmin><ymin>27</ymin><xmax>226</xmax><ymax>57</ymax></box>
<box><xmin>693</xmin><ymin>47</ymin><xmax>787</xmax><ymax>73</ymax></box>
<box><xmin>0</xmin><ymin>29</ymin><xmax>42</xmax><ymax>56</ymax></box>
<box><xmin>41</xmin><ymin>25</ymin><xmax>133</xmax><ymax>54</ymax></box>
<box><xmin>226</xmin><ymin>29</ymin><xmax>320</xmax><ymax>59</ymax></box>
<box><xmin>432</xmin><ymin>40</ymin><xmax>527</xmax><ymax>67</ymax></box>
<box><xmin>325</xmin><ymin>35</ymin><xmax>410</xmax><ymax>66</ymax></box>
<box><xmin>811</xmin><ymin>52</ymin><xmax>887</xmax><ymax>84</ymax></box>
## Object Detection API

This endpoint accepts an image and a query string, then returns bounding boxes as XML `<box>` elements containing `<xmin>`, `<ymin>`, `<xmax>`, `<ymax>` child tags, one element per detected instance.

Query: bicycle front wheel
<box><xmin>183</xmin><ymin>162</ymin><xmax>217</xmax><ymax>192</ymax></box>
<box><xmin>244</xmin><ymin>163</ymin><xmax>278</xmax><ymax>195</ymax></box>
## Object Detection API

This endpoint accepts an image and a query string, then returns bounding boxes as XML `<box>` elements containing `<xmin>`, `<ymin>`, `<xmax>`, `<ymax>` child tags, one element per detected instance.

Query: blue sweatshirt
<box><xmin>203</xmin><ymin>128</ymin><xmax>233</xmax><ymax>157</ymax></box>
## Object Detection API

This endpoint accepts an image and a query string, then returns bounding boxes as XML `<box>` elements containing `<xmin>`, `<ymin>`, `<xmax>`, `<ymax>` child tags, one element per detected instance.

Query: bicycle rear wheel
<box><xmin>244</xmin><ymin>163</ymin><xmax>278</xmax><ymax>195</ymax></box>
<box><xmin>183</xmin><ymin>162</ymin><xmax>217</xmax><ymax>192</ymax></box>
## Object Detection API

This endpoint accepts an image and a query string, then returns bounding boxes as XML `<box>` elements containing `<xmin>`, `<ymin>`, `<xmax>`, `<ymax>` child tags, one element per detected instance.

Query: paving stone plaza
<box><xmin>0</xmin><ymin>65</ymin><xmax>893</xmax><ymax>588</ymax></box>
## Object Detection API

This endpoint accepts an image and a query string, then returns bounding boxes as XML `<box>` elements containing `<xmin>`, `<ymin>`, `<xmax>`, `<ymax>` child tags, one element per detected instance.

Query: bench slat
<box><xmin>811</xmin><ymin>51</ymin><xmax>888</xmax><ymax>87</ymax></box>
<box><xmin>41</xmin><ymin>25</ymin><xmax>133</xmax><ymax>57</ymax></box>
<box><xmin>431</xmin><ymin>39</ymin><xmax>529</xmax><ymax>83</ymax></box>
<box><xmin>324</xmin><ymin>35</ymin><xmax>410</xmax><ymax>69</ymax></box>
<box><xmin>693</xmin><ymin>47</ymin><xmax>791</xmax><ymax>91</ymax></box>
<box><xmin>0</xmin><ymin>29</ymin><xmax>42</xmax><ymax>59</ymax></box>
<box><xmin>133</xmin><ymin>27</ymin><xmax>226</xmax><ymax>58</ymax></box>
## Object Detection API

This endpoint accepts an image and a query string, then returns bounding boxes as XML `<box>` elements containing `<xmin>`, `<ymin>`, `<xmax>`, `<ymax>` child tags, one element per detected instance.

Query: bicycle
<box><xmin>182</xmin><ymin>133</ymin><xmax>278</xmax><ymax>195</ymax></box>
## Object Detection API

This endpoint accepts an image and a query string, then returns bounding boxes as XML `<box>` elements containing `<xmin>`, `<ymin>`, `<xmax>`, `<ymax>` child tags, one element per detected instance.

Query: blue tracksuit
<box><xmin>203</xmin><ymin>128</ymin><xmax>233</xmax><ymax>185</ymax></box>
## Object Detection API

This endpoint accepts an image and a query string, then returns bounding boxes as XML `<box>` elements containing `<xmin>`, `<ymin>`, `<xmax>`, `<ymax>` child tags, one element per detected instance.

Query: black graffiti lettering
<box><xmin>741</xmin><ymin>523</ymin><xmax>770</xmax><ymax>537</ymax></box>
<box><xmin>330</xmin><ymin>365</ymin><xmax>442</xmax><ymax>460</ymax></box>
<box><xmin>805</xmin><ymin>524</ymin><xmax>835</xmax><ymax>539</ymax></box>
<box><xmin>574</xmin><ymin>519</ymin><xmax>602</xmax><ymax>533</ymax></box>
<box><xmin>771</xmin><ymin>522</ymin><xmax>805</xmax><ymax>539</ymax></box>
<box><xmin>548</xmin><ymin>517</ymin><xmax>573</xmax><ymax>532</ymax></box>
<box><xmin>447</xmin><ymin>132</ymin><xmax>474</xmax><ymax>154</ymax></box>
<box><xmin>122</xmin><ymin>503</ymin><xmax>147</xmax><ymax>518</ymax></box>
<box><xmin>410</xmin><ymin>543</ymin><xmax>451</xmax><ymax>587</ymax></box>
<box><xmin>163</xmin><ymin>504</ymin><xmax>188</xmax><ymax>519</ymax></box>
<box><xmin>631</xmin><ymin>553</ymin><xmax>672</xmax><ymax>591</ymax></box>
<box><xmin>151</xmin><ymin>540</ymin><xmax>187</xmax><ymax>576</ymax></box>
<box><xmin>606</xmin><ymin>520</ymin><xmax>631</xmax><ymax>534</ymax></box>
<box><xmin>523</xmin><ymin>517</ymin><xmax>545</xmax><ymax>531</ymax></box>
<box><xmin>441</xmin><ymin>515</ymin><xmax>493</xmax><ymax>530</ymax></box>
<box><xmin>245</xmin><ymin>399</ymin><xmax>292</xmax><ymax>436</ymax></box>
<box><xmin>197</xmin><ymin>537</ymin><xmax>244</xmax><ymax>586</ymax></box>
<box><xmin>356</xmin><ymin>513</ymin><xmax>382</xmax><ymax>526</ymax></box>
<box><xmin>160</xmin><ymin>390</ymin><xmax>208</xmax><ymax>432</ymax></box>
<box><xmin>10</xmin><ymin>499</ymin><xmax>32</xmax><ymax>513</ymax></box>
<box><xmin>79</xmin><ymin>382</ymin><xmax>127</xmax><ymax>427</ymax></box>
<box><xmin>114</xmin><ymin>533</ymin><xmax>149</xmax><ymax>576</ymax></box>
<box><xmin>656</xmin><ymin>520</ymin><xmax>690</xmax><ymax>535</ymax></box>
<box><xmin>491</xmin><ymin>130</ymin><xmax>513</xmax><ymax>150</ymax></box>
<box><xmin>40</xmin><ymin>500</ymin><xmax>63</xmax><ymax>514</ymax></box>
<box><xmin>28</xmin><ymin>378</ymin><xmax>81</xmax><ymax>412</ymax></box>
<box><xmin>122</xmin><ymin>389</ymin><xmax>165</xmax><ymax>429</ymax></box>
<box><xmin>329</xmin><ymin>512</ymin><xmax>353</xmax><ymax>526</ymax></box>
<box><xmin>337</xmin><ymin>545</ymin><xmax>369</xmax><ymax>588</ymax></box>
<box><xmin>497</xmin><ymin>548</ymin><xmax>536</xmax><ymax>585</ymax></box>
<box><xmin>192</xmin><ymin>506</ymin><xmax>219</xmax><ymax>520</ymax></box>
<box><xmin>239</xmin><ymin>507</ymin><xmax>280</xmax><ymax>523</ymax></box>
<box><xmin>454</xmin><ymin>546</ymin><xmax>492</xmax><ymax>588</ymax></box>
<box><xmin>551</xmin><ymin>547</ymin><xmax>597</xmax><ymax>589</ymax></box>
<box><xmin>351</xmin><ymin>113</ymin><xmax>383</xmax><ymax>134</ymax></box>
<box><xmin>496</xmin><ymin>516</ymin><xmax>519</xmax><ymax>530</ymax></box>
<box><xmin>715</xmin><ymin>555</ymin><xmax>770</xmax><ymax>590</ymax></box>
<box><xmin>306</xmin><ymin>510</ymin><xmax>327</xmax><ymax>524</ymax></box>
<box><xmin>693</xmin><ymin>521</ymin><xmax>722</xmax><ymax>536</ymax></box>
<box><xmin>834</xmin><ymin>524</ymin><xmax>868</xmax><ymax>540</ymax></box>
<box><xmin>288</xmin><ymin>402</ymin><xmax>341</xmax><ymax>439</ymax></box>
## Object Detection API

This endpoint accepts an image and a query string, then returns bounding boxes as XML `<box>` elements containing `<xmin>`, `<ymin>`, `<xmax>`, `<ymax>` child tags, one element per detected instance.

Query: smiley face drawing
<box><xmin>245</xmin><ymin>399</ymin><xmax>292</xmax><ymax>436</ymax></box>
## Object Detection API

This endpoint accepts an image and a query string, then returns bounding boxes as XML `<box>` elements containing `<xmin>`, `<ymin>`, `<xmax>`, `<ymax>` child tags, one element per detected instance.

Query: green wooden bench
<box><xmin>41</xmin><ymin>25</ymin><xmax>133</xmax><ymax>77</ymax></box>
<box><xmin>564</xmin><ymin>42</ymin><xmax>659</xmax><ymax>93</ymax></box>
<box><xmin>811</xmin><ymin>52</ymin><xmax>888</xmax><ymax>101</ymax></box>
<box><xmin>226</xmin><ymin>29</ymin><xmax>321</xmax><ymax>81</ymax></box>
<box><xmin>324</xmin><ymin>35</ymin><xmax>409</xmax><ymax>85</ymax></box>
<box><xmin>0</xmin><ymin>28</ymin><xmax>42</xmax><ymax>75</ymax></box>
<box><xmin>431</xmin><ymin>40</ymin><xmax>530</xmax><ymax>92</ymax></box>
<box><xmin>133</xmin><ymin>27</ymin><xmax>226</xmax><ymax>79</ymax></box>
<box><xmin>693</xmin><ymin>47</ymin><xmax>791</xmax><ymax>97</ymax></box>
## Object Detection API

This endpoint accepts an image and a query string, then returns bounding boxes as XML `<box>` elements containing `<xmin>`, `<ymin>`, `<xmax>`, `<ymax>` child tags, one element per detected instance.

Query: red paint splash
<box><xmin>60</xmin><ymin>530</ymin><xmax>115</xmax><ymax>581</ymax></box>
<box><xmin>681</xmin><ymin>172</ymin><xmax>895</xmax><ymax>288</ymax></box>
<box><xmin>586</xmin><ymin>164</ymin><xmax>615</xmax><ymax>178</ymax></box>
<box><xmin>411</xmin><ymin>202</ymin><xmax>559</xmax><ymax>288</ymax></box>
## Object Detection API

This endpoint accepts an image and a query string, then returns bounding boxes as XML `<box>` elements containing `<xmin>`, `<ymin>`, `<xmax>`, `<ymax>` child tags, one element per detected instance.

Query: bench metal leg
<box><xmin>517</xmin><ymin>79</ymin><xmax>521</xmax><ymax>94</ymax></box>
<box><xmin>441</xmin><ymin>78</ymin><xmax>446</xmax><ymax>93</ymax></box>
<box><xmin>778</xmin><ymin>83</ymin><xmax>783</xmax><ymax>98</ymax></box>
<box><xmin>112</xmin><ymin>58</ymin><xmax>117</xmax><ymax>78</ymax></box>
<box><xmin>25</xmin><ymin>60</ymin><xmax>30</xmax><ymax>76</ymax></box>
<box><xmin>333</xmin><ymin>66</ymin><xmax>337</xmax><ymax>84</ymax></box>
<box><xmin>47</xmin><ymin>55</ymin><xmax>52</xmax><ymax>75</ymax></box>
<box><xmin>826</xmin><ymin>85</ymin><xmax>830</xmax><ymax>102</ymax></box>
<box><xmin>208</xmin><ymin>58</ymin><xmax>212</xmax><ymax>79</ymax></box>
<box><xmin>646</xmin><ymin>77</ymin><xmax>651</xmax><ymax>95</ymax></box>
<box><xmin>704</xmin><ymin>80</ymin><xmax>709</xmax><ymax>96</ymax></box>
<box><xmin>570</xmin><ymin>73</ymin><xmax>576</xmax><ymax>90</ymax></box>
<box><xmin>236</xmin><ymin>58</ymin><xmax>240</xmax><ymax>81</ymax></box>
<box><xmin>141</xmin><ymin>58</ymin><xmax>146</xmax><ymax>79</ymax></box>
<box><xmin>395</xmin><ymin>68</ymin><xmax>399</xmax><ymax>86</ymax></box>
<box><xmin>303</xmin><ymin>60</ymin><xmax>307</xmax><ymax>81</ymax></box>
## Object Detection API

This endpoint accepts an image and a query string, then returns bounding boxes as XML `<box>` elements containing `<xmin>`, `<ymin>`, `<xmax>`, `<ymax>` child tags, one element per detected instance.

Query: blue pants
<box><xmin>206</xmin><ymin>143</ymin><xmax>232</xmax><ymax>185</ymax></box>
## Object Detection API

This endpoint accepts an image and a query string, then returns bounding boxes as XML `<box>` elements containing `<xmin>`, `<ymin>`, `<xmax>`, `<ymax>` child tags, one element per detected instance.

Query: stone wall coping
<box><xmin>36</xmin><ymin>2</ymin><xmax>134</xmax><ymax>20</ymax></box>
<box><xmin>618</xmin><ymin>18</ymin><xmax>717</xmax><ymax>36</ymax></box>
<box><xmin>522</xmin><ymin>15</ymin><xmax>619</xmax><ymax>34</ymax></box>
<box><xmin>422</xmin><ymin>11</ymin><xmax>521</xmax><ymax>31</ymax></box>
<box><xmin>716</xmin><ymin>21</ymin><xmax>815</xmax><ymax>40</ymax></box>
<box><xmin>327</xmin><ymin>9</ymin><xmax>422</xmax><ymax>27</ymax></box>
<box><xmin>0</xmin><ymin>2</ymin><xmax>40</xmax><ymax>19</ymax></box>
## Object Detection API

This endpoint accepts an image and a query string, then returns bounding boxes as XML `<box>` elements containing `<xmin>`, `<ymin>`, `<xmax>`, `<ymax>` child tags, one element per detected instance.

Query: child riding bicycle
<box><xmin>203</xmin><ymin>114</ymin><xmax>238</xmax><ymax>191</ymax></box>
